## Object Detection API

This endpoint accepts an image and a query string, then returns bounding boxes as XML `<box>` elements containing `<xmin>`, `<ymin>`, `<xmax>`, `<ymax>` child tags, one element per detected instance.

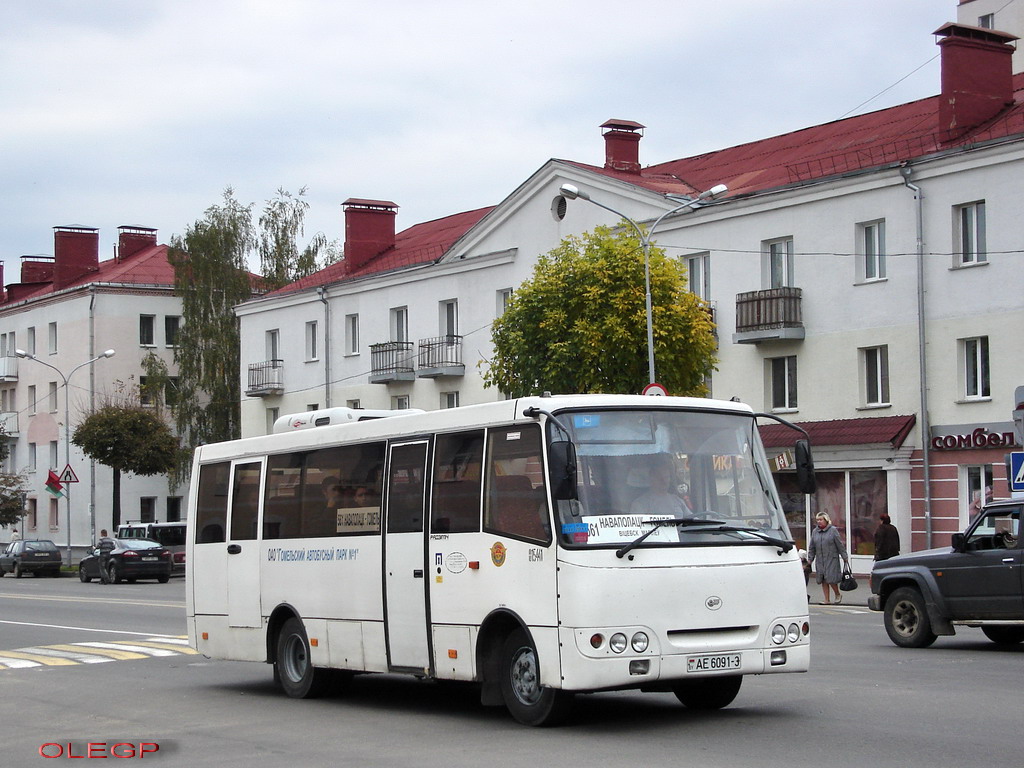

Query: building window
<box><xmin>50</xmin><ymin>441</ymin><xmax>58</xmax><ymax>469</ymax></box>
<box><xmin>306</xmin><ymin>403</ymin><xmax>319</xmax><ymax>412</ymax></box>
<box><xmin>166</xmin><ymin>497</ymin><xmax>183</xmax><ymax>522</ymax></box>
<box><xmin>964</xmin><ymin>465</ymin><xmax>994</xmax><ymax>526</ymax></box>
<box><xmin>390</xmin><ymin>307</ymin><xmax>409</xmax><ymax>343</ymax></box>
<box><xmin>266</xmin><ymin>329</ymin><xmax>280</xmax><ymax>361</ymax></box>
<box><xmin>392</xmin><ymin>395</ymin><xmax>410</xmax><ymax>410</ymax></box>
<box><xmin>862</xmin><ymin>346</ymin><xmax>890</xmax><ymax>406</ymax></box>
<box><xmin>165</xmin><ymin>377</ymin><xmax>179</xmax><ymax>407</ymax></box>
<box><xmin>768</xmin><ymin>355</ymin><xmax>798</xmax><ymax>411</ymax></box>
<box><xmin>140</xmin><ymin>497</ymin><xmax>156</xmax><ymax>523</ymax></box>
<box><xmin>165</xmin><ymin>316</ymin><xmax>181</xmax><ymax>347</ymax></box>
<box><xmin>140</xmin><ymin>315</ymin><xmax>155</xmax><ymax>346</ymax></box>
<box><xmin>49</xmin><ymin>498</ymin><xmax>59</xmax><ymax>530</ymax></box>
<box><xmin>962</xmin><ymin>336</ymin><xmax>991</xmax><ymax>399</ymax></box>
<box><xmin>685</xmin><ymin>253</ymin><xmax>711</xmax><ymax>299</ymax></box>
<box><xmin>48</xmin><ymin>322</ymin><xmax>57</xmax><ymax>354</ymax></box>
<box><xmin>764</xmin><ymin>238</ymin><xmax>794</xmax><ymax>288</ymax></box>
<box><xmin>26</xmin><ymin>326</ymin><xmax>36</xmax><ymax>355</ymax></box>
<box><xmin>28</xmin><ymin>498</ymin><xmax>37</xmax><ymax>530</ymax></box>
<box><xmin>0</xmin><ymin>331</ymin><xmax>13</xmax><ymax>357</ymax></box>
<box><xmin>48</xmin><ymin>382</ymin><xmax>58</xmax><ymax>412</ymax></box>
<box><xmin>858</xmin><ymin>220</ymin><xmax>886</xmax><ymax>281</ymax></box>
<box><xmin>266</xmin><ymin>407</ymin><xmax>279</xmax><ymax>434</ymax></box>
<box><xmin>497</xmin><ymin>288</ymin><xmax>513</xmax><ymax>316</ymax></box>
<box><xmin>346</xmin><ymin>399</ymin><xmax>361</xmax><ymax>409</ymax></box>
<box><xmin>440</xmin><ymin>299</ymin><xmax>458</xmax><ymax>338</ymax></box>
<box><xmin>28</xmin><ymin>442</ymin><xmax>37</xmax><ymax>473</ymax></box>
<box><xmin>978</xmin><ymin>13</ymin><xmax>995</xmax><ymax>29</ymax></box>
<box><xmin>441</xmin><ymin>391</ymin><xmax>459</xmax><ymax>409</ymax></box>
<box><xmin>305</xmin><ymin>321</ymin><xmax>318</xmax><ymax>361</ymax></box>
<box><xmin>345</xmin><ymin>314</ymin><xmax>359</xmax><ymax>356</ymax></box>
<box><xmin>140</xmin><ymin>376</ymin><xmax>153</xmax><ymax>407</ymax></box>
<box><xmin>955</xmin><ymin>201</ymin><xmax>986</xmax><ymax>265</ymax></box>
<box><xmin>28</xmin><ymin>384</ymin><xmax>36</xmax><ymax>414</ymax></box>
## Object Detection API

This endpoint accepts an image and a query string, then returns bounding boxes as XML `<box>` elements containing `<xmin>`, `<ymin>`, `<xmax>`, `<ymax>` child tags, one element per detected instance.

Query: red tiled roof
<box><xmin>567</xmin><ymin>73</ymin><xmax>1024</xmax><ymax>201</ymax></box>
<box><xmin>759</xmin><ymin>414</ymin><xmax>917</xmax><ymax>449</ymax></box>
<box><xmin>268</xmin><ymin>205</ymin><xmax>494</xmax><ymax>296</ymax></box>
<box><xmin>5</xmin><ymin>244</ymin><xmax>177</xmax><ymax>303</ymax></box>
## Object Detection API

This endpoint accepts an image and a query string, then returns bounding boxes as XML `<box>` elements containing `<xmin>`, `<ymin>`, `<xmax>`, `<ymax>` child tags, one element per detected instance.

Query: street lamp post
<box><xmin>559</xmin><ymin>183</ymin><xmax>727</xmax><ymax>387</ymax></box>
<box><xmin>15</xmin><ymin>348</ymin><xmax>115</xmax><ymax>566</ymax></box>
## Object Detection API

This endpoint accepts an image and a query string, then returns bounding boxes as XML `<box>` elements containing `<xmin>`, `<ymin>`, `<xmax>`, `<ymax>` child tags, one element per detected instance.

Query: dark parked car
<box><xmin>79</xmin><ymin>538</ymin><xmax>172</xmax><ymax>584</ymax></box>
<box><xmin>0</xmin><ymin>539</ymin><xmax>62</xmax><ymax>578</ymax></box>
<box><xmin>869</xmin><ymin>499</ymin><xmax>1023</xmax><ymax>647</ymax></box>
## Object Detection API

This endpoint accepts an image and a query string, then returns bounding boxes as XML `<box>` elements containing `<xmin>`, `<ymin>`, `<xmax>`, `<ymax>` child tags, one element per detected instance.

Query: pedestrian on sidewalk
<box><xmin>873</xmin><ymin>513</ymin><xmax>900</xmax><ymax>561</ymax></box>
<box><xmin>807</xmin><ymin>512</ymin><xmax>850</xmax><ymax>605</ymax></box>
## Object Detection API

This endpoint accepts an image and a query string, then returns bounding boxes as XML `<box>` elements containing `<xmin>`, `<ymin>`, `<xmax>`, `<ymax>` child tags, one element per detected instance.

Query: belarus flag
<box><xmin>45</xmin><ymin>470</ymin><xmax>64</xmax><ymax>498</ymax></box>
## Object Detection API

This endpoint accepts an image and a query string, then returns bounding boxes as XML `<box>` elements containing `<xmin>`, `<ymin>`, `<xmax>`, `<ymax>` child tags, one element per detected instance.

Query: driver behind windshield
<box><xmin>629</xmin><ymin>454</ymin><xmax>690</xmax><ymax>517</ymax></box>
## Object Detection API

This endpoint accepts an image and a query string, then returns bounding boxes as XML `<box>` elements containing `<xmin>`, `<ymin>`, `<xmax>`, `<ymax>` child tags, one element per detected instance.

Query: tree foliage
<box><xmin>258</xmin><ymin>187</ymin><xmax>336</xmax><ymax>290</ymax></box>
<box><xmin>0</xmin><ymin>428</ymin><xmax>27</xmax><ymax>529</ymax></box>
<box><xmin>72</xmin><ymin>403</ymin><xmax>178</xmax><ymax>528</ymax></box>
<box><xmin>484</xmin><ymin>224</ymin><xmax>717</xmax><ymax>397</ymax></box>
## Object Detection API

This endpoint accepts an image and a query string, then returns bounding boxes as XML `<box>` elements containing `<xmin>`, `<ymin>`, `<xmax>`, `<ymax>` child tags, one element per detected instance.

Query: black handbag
<box><xmin>839</xmin><ymin>565</ymin><xmax>858</xmax><ymax>592</ymax></box>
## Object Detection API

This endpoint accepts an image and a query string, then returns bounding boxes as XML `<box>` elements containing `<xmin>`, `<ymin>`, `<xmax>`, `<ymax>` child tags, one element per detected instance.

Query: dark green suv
<box><xmin>0</xmin><ymin>539</ymin><xmax>63</xmax><ymax>578</ymax></box>
<box><xmin>869</xmin><ymin>499</ymin><xmax>1022</xmax><ymax>647</ymax></box>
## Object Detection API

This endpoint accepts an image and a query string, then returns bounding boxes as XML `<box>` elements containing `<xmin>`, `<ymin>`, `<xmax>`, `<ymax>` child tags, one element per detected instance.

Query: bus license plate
<box><xmin>687</xmin><ymin>654</ymin><xmax>741</xmax><ymax>673</ymax></box>
<box><xmin>141</xmin><ymin>557</ymin><xmax>158</xmax><ymax>562</ymax></box>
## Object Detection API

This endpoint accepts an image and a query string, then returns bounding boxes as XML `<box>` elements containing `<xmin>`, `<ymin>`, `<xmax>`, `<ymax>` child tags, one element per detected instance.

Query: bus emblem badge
<box><xmin>490</xmin><ymin>542</ymin><xmax>507</xmax><ymax>567</ymax></box>
<box><xmin>705</xmin><ymin>596</ymin><xmax>723</xmax><ymax>610</ymax></box>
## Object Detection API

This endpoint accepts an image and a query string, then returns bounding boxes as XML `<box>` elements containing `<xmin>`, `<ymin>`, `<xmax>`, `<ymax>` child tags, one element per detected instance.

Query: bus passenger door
<box><xmin>227</xmin><ymin>460</ymin><xmax>264</xmax><ymax>628</ymax></box>
<box><xmin>384</xmin><ymin>440</ymin><xmax>431</xmax><ymax>671</ymax></box>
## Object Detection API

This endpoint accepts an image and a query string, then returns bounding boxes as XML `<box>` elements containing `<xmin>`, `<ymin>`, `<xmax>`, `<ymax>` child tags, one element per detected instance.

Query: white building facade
<box><xmin>236</xmin><ymin>20</ymin><xmax>1024</xmax><ymax>569</ymax></box>
<box><xmin>0</xmin><ymin>226</ymin><xmax>185</xmax><ymax>558</ymax></box>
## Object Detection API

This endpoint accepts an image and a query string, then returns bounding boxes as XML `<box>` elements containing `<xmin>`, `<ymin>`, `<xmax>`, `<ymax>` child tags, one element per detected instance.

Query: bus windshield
<box><xmin>554</xmin><ymin>408</ymin><xmax>791</xmax><ymax>549</ymax></box>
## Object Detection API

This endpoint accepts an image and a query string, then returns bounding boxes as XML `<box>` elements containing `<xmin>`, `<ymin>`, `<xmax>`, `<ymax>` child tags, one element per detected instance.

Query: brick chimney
<box><xmin>935</xmin><ymin>22</ymin><xmax>1018</xmax><ymax>141</ymax></box>
<box><xmin>343</xmin><ymin>198</ymin><xmax>398</xmax><ymax>272</ymax></box>
<box><xmin>19</xmin><ymin>256</ymin><xmax>55</xmax><ymax>284</ymax></box>
<box><xmin>601</xmin><ymin>119</ymin><xmax>646</xmax><ymax>173</ymax></box>
<box><xmin>117</xmin><ymin>225</ymin><xmax>158</xmax><ymax>260</ymax></box>
<box><xmin>54</xmin><ymin>226</ymin><xmax>99</xmax><ymax>289</ymax></box>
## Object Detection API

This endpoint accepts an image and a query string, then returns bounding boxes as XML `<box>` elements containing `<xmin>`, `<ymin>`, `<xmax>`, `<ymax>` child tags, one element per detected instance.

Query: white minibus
<box><xmin>186</xmin><ymin>395</ymin><xmax>814</xmax><ymax>725</ymax></box>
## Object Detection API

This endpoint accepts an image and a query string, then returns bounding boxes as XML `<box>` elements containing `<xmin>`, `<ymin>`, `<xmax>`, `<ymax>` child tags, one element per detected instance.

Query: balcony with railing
<box><xmin>370</xmin><ymin>341</ymin><xmax>416</xmax><ymax>384</ymax></box>
<box><xmin>0</xmin><ymin>354</ymin><xmax>18</xmax><ymax>382</ymax></box>
<box><xmin>417</xmin><ymin>335</ymin><xmax>465</xmax><ymax>378</ymax></box>
<box><xmin>733</xmin><ymin>286</ymin><xmax>805</xmax><ymax>344</ymax></box>
<box><xmin>246</xmin><ymin>359</ymin><xmax>284</xmax><ymax>396</ymax></box>
<box><xmin>0</xmin><ymin>411</ymin><xmax>19</xmax><ymax>437</ymax></box>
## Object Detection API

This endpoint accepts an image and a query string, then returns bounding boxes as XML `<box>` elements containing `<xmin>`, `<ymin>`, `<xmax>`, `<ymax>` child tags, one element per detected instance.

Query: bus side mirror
<box><xmin>795</xmin><ymin>439</ymin><xmax>816</xmax><ymax>495</ymax></box>
<box><xmin>548</xmin><ymin>441</ymin><xmax>578</xmax><ymax>501</ymax></box>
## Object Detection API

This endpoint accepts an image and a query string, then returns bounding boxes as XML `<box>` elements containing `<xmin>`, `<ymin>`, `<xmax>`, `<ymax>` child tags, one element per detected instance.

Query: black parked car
<box><xmin>79</xmin><ymin>538</ymin><xmax>172</xmax><ymax>584</ymax></box>
<box><xmin>869</xmin><ymin>499</ymin><xmax>1023</xmax><ymax>647</ymax></box>
<box><xmin>0</xmin><ymin>539</ymin><xmax>62</xmax><ymax>577</ymax></box>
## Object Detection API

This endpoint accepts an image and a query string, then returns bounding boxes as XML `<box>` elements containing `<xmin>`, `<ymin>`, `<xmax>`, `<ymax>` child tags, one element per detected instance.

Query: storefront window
<box><xmin>851</xmin><ymin>471</ymin><xmax>887</xmax><ymax>556</ymax></box>
<box><xmin>775</xmin><ymin>474</ymin><xmax>807</xmax><ymax>550</ymax></box>
<box><xmin>809</xmin><ymin>472</ymin><xmax>848</xmax><ymax>548</ymax></box>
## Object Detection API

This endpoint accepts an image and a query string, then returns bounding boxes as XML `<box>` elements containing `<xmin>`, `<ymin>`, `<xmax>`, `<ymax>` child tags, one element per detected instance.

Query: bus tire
<box><xmin>672</xmin><ymin>674</ymin><xmax>742</xmax><ymax>710</ymax></box>
<box><xmin>275</xmin><ymin>617</ymin><xmax>330</xmax><ymax>699</ymax></box>
<box><xmin>499</xmin><ymin>628</ymin><xmax>572</xmax><ymax>726</ymax></box>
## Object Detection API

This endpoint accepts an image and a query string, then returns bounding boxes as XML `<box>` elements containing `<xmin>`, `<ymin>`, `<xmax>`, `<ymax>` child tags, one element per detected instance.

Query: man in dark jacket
<box><xmin>96</xmin><ymin>529</ymin><xmax>116</xmax><ymax>584</ymax></box>
<box><xmin>873</xmin><ymin>514</ymin><xmax>900</xmax><ymax>561</ymax></box>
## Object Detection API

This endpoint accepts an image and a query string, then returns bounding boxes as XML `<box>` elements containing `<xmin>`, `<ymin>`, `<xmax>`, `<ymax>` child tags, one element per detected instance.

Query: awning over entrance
<box><xmin>759</xmin><ymin>414</ymin><xmax>917</xmax><ymax>450</ymax></box>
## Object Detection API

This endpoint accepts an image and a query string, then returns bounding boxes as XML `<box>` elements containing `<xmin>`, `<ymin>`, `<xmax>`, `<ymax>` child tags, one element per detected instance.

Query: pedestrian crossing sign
<box><xmin>1010</xmin><ymin>452</ymin><xmax>1024</xmax><ymax>493</ymax></box>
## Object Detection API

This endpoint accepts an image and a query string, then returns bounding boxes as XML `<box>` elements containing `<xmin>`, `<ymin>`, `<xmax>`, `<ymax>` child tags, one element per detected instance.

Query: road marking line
<box><xmin>0</xmin><ymin>656</ymin><xmax>42</xmax><ymax>669</ymax></box>
<box><xmin>0</xmin><ymin>593</ymin><xmax>184</xmax><ymax>608</ymax></box>
<box><xmin>46</xmin><ymin>644</ymin><xmax>148</xmax><ymax>661</ymax></box>
<box><xmin>0</xmin><ymin>619</ymin><xmax>185</xmax><ymax>637</ymax></box>
<box><xmin>18</xmin><ymin>647</ymin><xmax>114</xmax><ymax>664</ymax></box>
<box><xmin>76</xmin><ymin>641</ymin><xmax>177</xmax><ymax>657</ymax></box>
<box><xmin>0</xmin><ymin>649</ymin><xmax>79</xmax><ymax>666</ymax></box>
<box><xmin>128</xmin><ymin>640</ymin><xmax>199</xmax><ymax>654</ymax></box>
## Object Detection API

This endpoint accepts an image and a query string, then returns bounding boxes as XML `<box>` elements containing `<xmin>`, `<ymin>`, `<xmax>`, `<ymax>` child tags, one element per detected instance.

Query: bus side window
<box><xmin>431</xmin><ymin>431</ymin><xmax>484</xmax><ymax>533</ymax></box>
<box><xmin>485</xmin><ymin>425</ymin><xmax>551</xmax><ymax>543</ymax></box>
<box><xmin>195</xmin><ymin>462</ymin><xmax>230</xmax><ymax>545</ymax></box>
<box><xmin>230</xmin><ymin>463</ymin><xmax>261</xmax><ymax>541</ymax></box>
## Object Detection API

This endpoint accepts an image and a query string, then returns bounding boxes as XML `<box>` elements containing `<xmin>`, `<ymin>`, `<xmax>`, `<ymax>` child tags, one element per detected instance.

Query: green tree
<box><xmin>168</xmin><ymin>188</ymin><xmax>256</xmax><ymax>482</ymax></box>
<box><xmin>72</xmin><ymin>403</ymin><xmax>179</xmax><ymax>528</ymax></box>
<box><xmin>258</xmin><ymin>187</ymin><xmax>336</xmax><ymax>290</ymax></box>
<box><xmin>0</xmin><ymin>428</ymin><xmax>27</xmax><ymax>529</ymax></box>
<box><xmin>484</xmin><ymin>224</ymin><xmax>717</xmax><ymax>396</ymax></box>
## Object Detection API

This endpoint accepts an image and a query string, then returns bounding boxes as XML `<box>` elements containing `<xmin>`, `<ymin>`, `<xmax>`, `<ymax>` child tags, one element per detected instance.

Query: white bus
<box><xmin>186</xmin><ymin>395</ymin><xmax>814</xmax><ymax>725</ymax></box>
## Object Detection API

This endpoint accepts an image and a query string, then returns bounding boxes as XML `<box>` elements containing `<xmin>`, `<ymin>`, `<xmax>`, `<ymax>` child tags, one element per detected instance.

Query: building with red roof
<box><xmin>0</xmin><ymin>226</ymin><xmax>186</xmax><ymax>555</ymax></box>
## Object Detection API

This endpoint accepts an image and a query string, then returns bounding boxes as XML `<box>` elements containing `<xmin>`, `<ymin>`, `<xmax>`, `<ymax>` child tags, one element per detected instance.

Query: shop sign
<box><xmin>930</xmin><ymin>428</ymin><xmax>1017</xmax><ymax>451</ymax></box>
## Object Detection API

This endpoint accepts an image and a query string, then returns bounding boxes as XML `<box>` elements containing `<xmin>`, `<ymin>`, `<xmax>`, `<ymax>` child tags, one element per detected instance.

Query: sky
<box><xmin>0</xmin><ymin>1</ymin><xmax>962</xmax><ymax>280</ymax></box>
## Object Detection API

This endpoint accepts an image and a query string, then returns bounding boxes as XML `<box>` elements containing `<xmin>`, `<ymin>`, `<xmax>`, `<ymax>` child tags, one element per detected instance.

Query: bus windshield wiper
<box><xmin>682</xmin><ymin>525</ymin><xmax>794</xmax><ymax>554</ymax></box>
<box><xmin>615</xmin><ymin>517</ymin><xmax>726</xmax><ymax>559</ymax></box>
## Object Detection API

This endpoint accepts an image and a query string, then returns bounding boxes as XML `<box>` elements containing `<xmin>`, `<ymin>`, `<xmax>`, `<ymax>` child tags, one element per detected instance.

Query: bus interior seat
<box><xmin>491</xmin><ymin>475</ymin><xmax>548</xmax><ymax>540</ymax></box>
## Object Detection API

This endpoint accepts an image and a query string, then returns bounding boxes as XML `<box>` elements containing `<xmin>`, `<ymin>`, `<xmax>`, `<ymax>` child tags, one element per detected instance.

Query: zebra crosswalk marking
<box><xmin>0</xmin><ymin>635</ymin><xmax>194</xmax><ymax>670</ymax></box>
<box><xmin>0</xmin><ymin>649</ymin><xmax>79</xmax><ymax>666</ymax></box>
<box><xmin>43</xmin><ymin>644</ymin><xmax>148</xmax><ymax>661</ymax></box>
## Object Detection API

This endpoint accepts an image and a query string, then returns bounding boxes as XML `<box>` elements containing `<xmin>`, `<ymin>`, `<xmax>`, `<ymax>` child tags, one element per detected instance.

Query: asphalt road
<box><xmin>0</xmin><ymin>575</ymin><xmax>1019</xmax><ymax>768</ymax></box>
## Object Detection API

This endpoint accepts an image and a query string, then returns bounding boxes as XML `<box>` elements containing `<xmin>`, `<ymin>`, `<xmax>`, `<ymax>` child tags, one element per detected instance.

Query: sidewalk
<box><xmin>806</xmin><ymin>582</ymin><xmax>869</xmax><ymax>607</ymax></box>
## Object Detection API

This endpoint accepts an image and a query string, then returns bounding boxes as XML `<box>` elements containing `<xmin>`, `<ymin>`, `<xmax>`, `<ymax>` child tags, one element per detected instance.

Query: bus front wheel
<box><xmin>275</xmin><ymin>618</ymin><xmax>330</xmax><ymax>699</ymax></box>
<box><xmin>672</xmin><ymin>675</ymin><xmax>743</xmax><ymax>710</ymax></box>
<box><xmin>499</xmin><ymin>628</ymin><xmax>572</xmax><ymax>726</ymax></box>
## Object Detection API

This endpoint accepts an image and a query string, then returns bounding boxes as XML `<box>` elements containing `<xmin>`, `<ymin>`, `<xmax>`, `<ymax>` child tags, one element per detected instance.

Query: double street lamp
<box><xmin>15</xmin><ymin>348</ymin><xmax>116</xmax><ymax>565</ymax></box>
<box><xmin>559</xmin><ymin>182</ymin><xmax>727</xmax><ymax>387</ymax></box>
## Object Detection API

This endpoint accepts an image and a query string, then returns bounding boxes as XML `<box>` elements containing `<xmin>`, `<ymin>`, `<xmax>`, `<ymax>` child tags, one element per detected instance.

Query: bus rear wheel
<box><xmin>275</xmin><ymin>617</ymin><xmax>330</xmax><ymax>699</ymax></box>
<box><xmin>672</xmin><ymin>675</ymin><xmax>743</xmax><ymax>710</ymax></box>
<box><xmin>499</xmin><ymin>628</ymin><xmax>572</xmax><ymax>726</ymax></box>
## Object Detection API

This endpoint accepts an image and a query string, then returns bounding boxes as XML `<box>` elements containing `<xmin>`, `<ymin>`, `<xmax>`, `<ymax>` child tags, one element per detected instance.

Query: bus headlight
<box><xmin>787</xmin><ymin>623</ymin><xmax>801</xmax><ymax>643</ymax></box>
<box><xmin>609</xmin><ymin>633</ymin><xmax>628</xmax><ymax>653</ymax></box>
<box><xmin>771</xmin><ymin>624</ymin><xmax>787</xmax><ymax>645</ymax></box>
<box><xmin>631</xmin><ymin>632</ymin><xmax>649</xmax><ymax>653</ymax></box>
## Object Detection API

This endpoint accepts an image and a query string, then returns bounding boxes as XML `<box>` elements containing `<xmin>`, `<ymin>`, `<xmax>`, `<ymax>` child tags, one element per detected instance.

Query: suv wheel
<box><xmin>884</xmin><ymin>587</ymin><xmax>937</xmax><ymax>648</ymax></box>
<box><xmin>981</xmin><ymin>626</ymin><xmax>1024</xmax><ymax>645</ymax></box>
